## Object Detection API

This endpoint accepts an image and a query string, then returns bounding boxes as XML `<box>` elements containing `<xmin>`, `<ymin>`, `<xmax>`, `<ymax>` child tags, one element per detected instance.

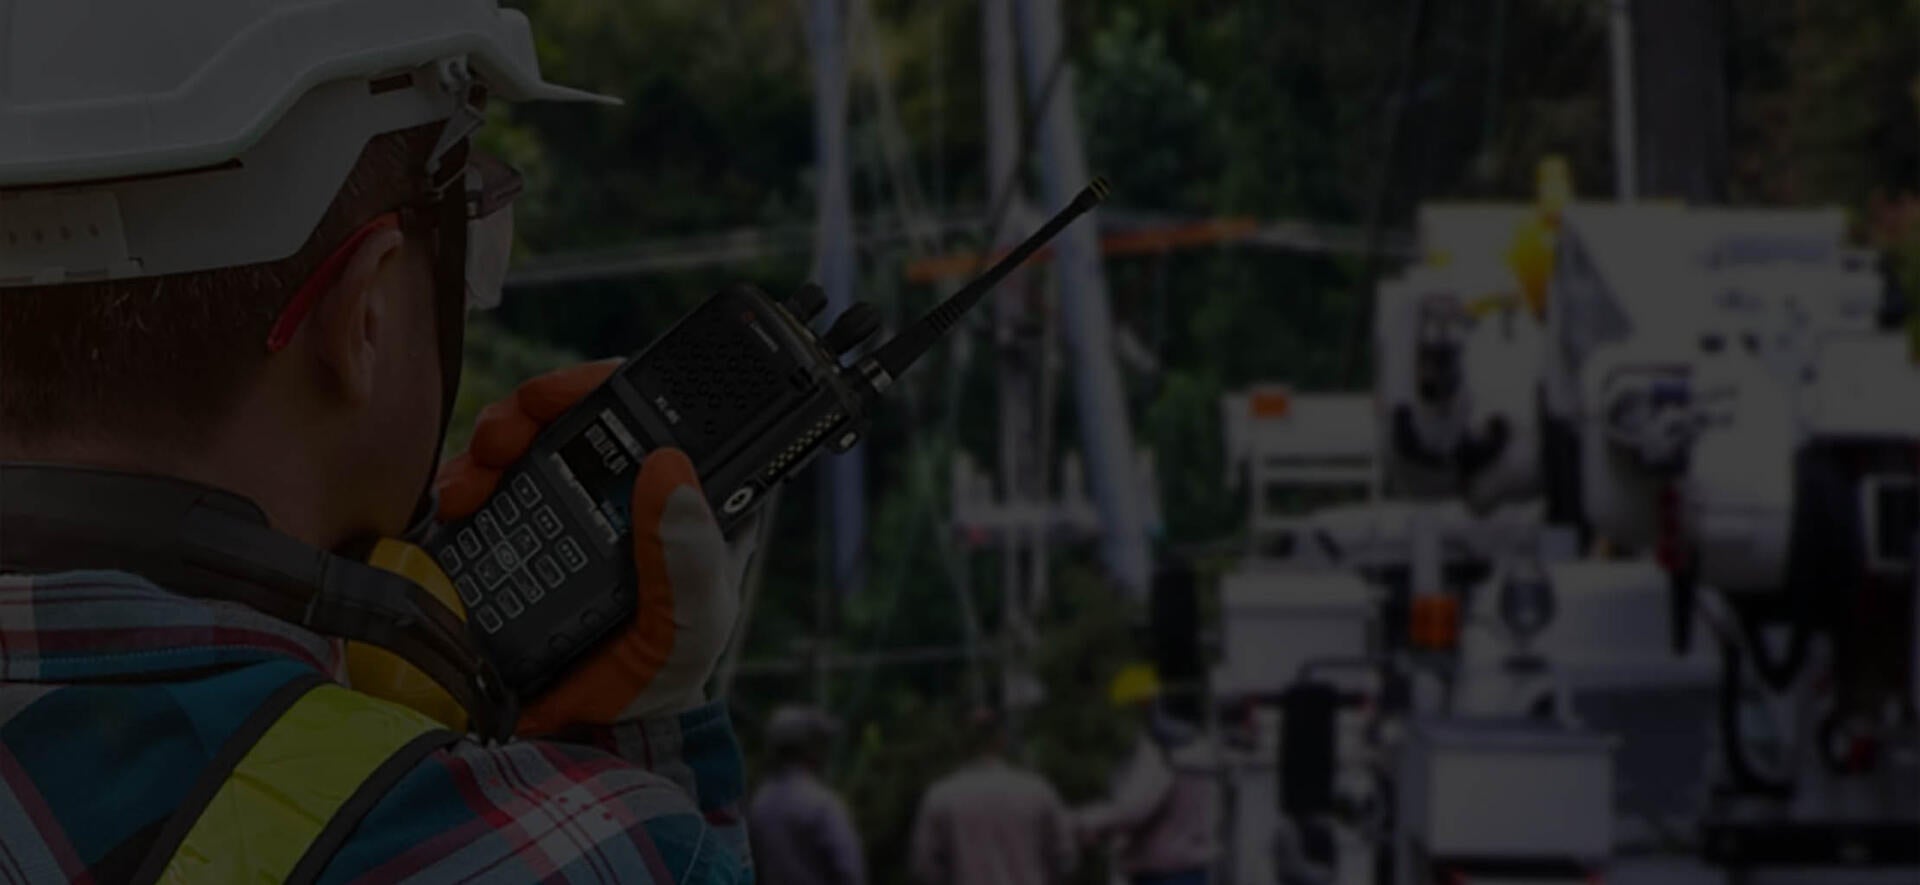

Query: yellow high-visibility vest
<box><xmin>130</xmin><ymin>673</ymin><xmax>459</xmax><ymax>885</ymax></box>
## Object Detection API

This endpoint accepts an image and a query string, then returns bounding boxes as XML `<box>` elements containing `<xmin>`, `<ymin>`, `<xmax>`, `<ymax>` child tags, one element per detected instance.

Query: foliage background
<box><xmin>462</xmin><ymin>2</ymin><xmax>1920</xmax><ymax>880</ymax></box>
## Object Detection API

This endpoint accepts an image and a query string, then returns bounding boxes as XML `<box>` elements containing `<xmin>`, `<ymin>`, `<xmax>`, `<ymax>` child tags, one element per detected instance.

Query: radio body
<box><xmin>428</xmin><ymin>284</ymin><xmax>874</xmax><ymax>696</ymax></box>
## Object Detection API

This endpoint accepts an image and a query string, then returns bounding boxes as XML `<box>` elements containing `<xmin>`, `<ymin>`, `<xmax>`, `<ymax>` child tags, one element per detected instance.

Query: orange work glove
<box><xmin>435</xmin><ymin>360</ymin><xmax>753</xmax><ymax>735</ymax></box>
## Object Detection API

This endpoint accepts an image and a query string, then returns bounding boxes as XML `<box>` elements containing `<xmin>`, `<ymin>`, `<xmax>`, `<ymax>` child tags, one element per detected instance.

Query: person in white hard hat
<box><xmin>749</xmin><ymin>706</ymin><xmax>867</xmax><ymax>885</ymax></box>
<box><xmin>0</xmin><ymin>2</ymin><xmax>754</xmax><ymax>882</ymax></box>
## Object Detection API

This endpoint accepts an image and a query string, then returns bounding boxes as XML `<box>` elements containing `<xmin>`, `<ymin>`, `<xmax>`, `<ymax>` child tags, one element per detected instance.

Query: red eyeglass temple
<box><xmin>265</xmin><ymin>212</ymin><xmax>402</xmax><ymax>353</ymax></box>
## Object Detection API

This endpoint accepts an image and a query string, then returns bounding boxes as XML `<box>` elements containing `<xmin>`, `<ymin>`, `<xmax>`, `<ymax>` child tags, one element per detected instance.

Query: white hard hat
<box><xmin>0</xmin><ymin>0</ymin><xmax>613</xmax><ymax>289</ymax></box>
<box><xmin>766</xmin><ymin>706</ymin><xmax>840</xmax><ymax>750</ymax></box>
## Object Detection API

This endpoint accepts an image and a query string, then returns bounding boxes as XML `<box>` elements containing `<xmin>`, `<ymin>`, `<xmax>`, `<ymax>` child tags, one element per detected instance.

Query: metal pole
<box><xmin>1609</xmin><ymin>0</ymin><xmax>1639</xmax><ymax>201</ymax></box>
<box><xmin>806</xmin><ymin>0</ymin><xmax>867</xmax><ymax>597</ymax></box>
<box><xmin>984</xmin><ymin>0</ymin><xmax>1041</xmax><ymax>689</ymax></box>
<box><xmin>1012</xmin><ymin>0</ymin><xmax>1154</xmax><ymax>599</ymax></box>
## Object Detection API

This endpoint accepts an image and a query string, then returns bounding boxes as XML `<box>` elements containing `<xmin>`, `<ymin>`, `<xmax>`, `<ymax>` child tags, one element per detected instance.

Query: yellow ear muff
<box><xmin>349</xmin><ymin>539</ymin><xmax>470</xmax><ymax>731</ymax></box>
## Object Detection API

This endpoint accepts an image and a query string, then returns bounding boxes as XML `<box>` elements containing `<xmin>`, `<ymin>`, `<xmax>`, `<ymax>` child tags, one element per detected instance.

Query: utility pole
<box><xmin>806</xmin><ymin>0</ymin><xmax>866</xmax><ymax>602</ymax></box>
<box><xmin>1609</xmin><ymin>0</ymin><xmax>1638</xmax><ymax>201</ymax></box>
<box><xmin>990</xmin><ymin>0</ymin><xmax>1036</xmax><ymax>660</ymax></box>
<box><xmin>1626</xmin><ymin>0</ymin><xmax>1730</xmax><ymax>202</ymax></box>
<box><xmin>983</xmin><ymin>0</ymin><xmax>1043</xmax><ymax>699</ymax></box>
<box><xmin>1012</xmin><ymin>0</ymin><xmax>1154</xmax><ymax>600</ymax></box>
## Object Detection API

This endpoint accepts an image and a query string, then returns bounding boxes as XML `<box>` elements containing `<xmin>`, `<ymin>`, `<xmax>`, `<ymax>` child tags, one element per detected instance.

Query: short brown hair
<box><xmin>0</xmin><ymin>125</ymin><xmax>440</xmax><ymax>449</ymax></box>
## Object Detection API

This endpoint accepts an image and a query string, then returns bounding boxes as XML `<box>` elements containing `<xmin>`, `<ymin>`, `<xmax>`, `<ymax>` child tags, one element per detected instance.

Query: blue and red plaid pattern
<box><xmin>0</xmin><ymin>570</ymin><xmax>752</xmax><ymax>883</ymax></box>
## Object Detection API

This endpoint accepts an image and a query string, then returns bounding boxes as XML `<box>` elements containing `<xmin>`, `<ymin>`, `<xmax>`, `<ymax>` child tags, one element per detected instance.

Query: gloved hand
<box><xmin>435</xmin><ymin>360</ymin><xmax>753</xmax><ymax>734</ymax></box>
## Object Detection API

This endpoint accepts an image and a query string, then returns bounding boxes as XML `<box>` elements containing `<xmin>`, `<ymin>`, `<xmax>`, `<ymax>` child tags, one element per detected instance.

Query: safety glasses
<box><xmin>265</xmin><ymin>149</ymin><xmax>523</xmax><ymax>353</ymax></box>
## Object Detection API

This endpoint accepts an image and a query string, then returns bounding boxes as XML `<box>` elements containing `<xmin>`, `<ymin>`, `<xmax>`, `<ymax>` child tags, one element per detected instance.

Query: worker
<box><xmin>910</xmin><ymin>706</ymin><xmax>1078</xmax><ymax>885</ymax></box>
<box><xmin>1077</xmin><ymin>664</ymin><xmax>1222</xmax><ymax>885</ymax></box>
<box><xmin>0</xmin><ymin>2</ymin><xmax>756</xmax><ymax>881</ymax></box>
<box><xmin>749</xmin><ymin>706</ymin><xmax>868</xmax><ymax>885</ymax></box>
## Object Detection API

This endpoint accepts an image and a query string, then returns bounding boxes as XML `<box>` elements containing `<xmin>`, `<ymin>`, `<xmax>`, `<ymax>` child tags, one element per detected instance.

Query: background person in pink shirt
<box><xmin>910</xmin><ymin>707</ymin><xmax>1078</xmax><ymax>885</ymax></box>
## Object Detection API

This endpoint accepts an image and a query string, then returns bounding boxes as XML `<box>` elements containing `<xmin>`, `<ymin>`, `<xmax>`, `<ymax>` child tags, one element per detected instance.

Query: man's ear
<box><xmin>312</xmin><ymin>226</ymin><xmax>406</xmax><ymax>404</ymax></box>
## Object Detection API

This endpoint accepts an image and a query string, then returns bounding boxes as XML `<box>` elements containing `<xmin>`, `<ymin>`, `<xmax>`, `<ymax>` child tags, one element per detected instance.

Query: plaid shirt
<box><xmin>0</xmin><ymin>569</ymin><xmax>751</xmax><ymax>883</ymax></box>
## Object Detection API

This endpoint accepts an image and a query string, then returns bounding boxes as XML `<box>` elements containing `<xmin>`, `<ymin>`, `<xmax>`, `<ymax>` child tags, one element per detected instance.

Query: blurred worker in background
<box><xmin>0</xmin><ymin>2</ymin><xmax>753</xmax><ymax>881</ymax></box>
<box><xmin>1077</xmin><ymin>664</ymin><xmax>1222</xmax><ymax>885</ymax></box>
<box><xmin>749</xmin><ymin>706</ymin><xmax>867</xmax><ymax>885</ymax></box>
<box><xmin>909</xmin><ymin>706</ymin><xmax>1078</xmax><ymax>885</ymax></box>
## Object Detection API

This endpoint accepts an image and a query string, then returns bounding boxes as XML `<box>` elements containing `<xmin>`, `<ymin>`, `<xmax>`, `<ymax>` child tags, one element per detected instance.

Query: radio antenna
<box><xmin>867</xmin><ymin>178</ymin><xmax>1109</xmax><ymax>381</ymax></box>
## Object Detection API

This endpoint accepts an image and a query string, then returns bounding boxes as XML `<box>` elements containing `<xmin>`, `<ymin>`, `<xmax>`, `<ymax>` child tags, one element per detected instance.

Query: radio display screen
<box><xmin>553</xmin><ymin>409</ymin><xmax>646</xmax><ymax>544</ymax></box>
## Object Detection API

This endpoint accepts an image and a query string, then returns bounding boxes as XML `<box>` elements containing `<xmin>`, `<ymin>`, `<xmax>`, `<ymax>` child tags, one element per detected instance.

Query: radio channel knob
<box><xmin>823</xmin><ymin>302</ymin><xmax>883</xmax><ymax>357</ymax></box>
<box><xmin>785</xmin><ymin>283</ymin><xmax>829</xmax><ymax>323</ymax></box>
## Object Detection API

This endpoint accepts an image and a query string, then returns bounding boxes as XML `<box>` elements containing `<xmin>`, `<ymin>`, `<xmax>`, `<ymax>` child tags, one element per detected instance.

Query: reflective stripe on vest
<box><xmin>148</xmin><ymin>675</ymin><xmax>457</xmax><ymax>884</ymax></box>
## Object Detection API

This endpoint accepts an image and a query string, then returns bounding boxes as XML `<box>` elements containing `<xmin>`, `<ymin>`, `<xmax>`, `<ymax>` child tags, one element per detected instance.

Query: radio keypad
<box><xmin>435</xmin><ymin>466</ymin><xmax>607</xmax><ymax>660</ymax></box>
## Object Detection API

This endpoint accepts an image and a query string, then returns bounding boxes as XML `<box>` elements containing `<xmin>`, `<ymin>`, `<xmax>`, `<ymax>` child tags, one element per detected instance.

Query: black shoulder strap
<box><xmin>127</xmin><ymin>673</ymin><xmax>329</xmax><ymax>885</ymax></box>
<box><xmin>127</xmin><ymin>669</ymin><xmax>461</xmax><ymax>885</ymax></box>
<box><xmin>282</xmin><ymin>728</ymin><xmax>461</xmax><ymax>885</ymax></box>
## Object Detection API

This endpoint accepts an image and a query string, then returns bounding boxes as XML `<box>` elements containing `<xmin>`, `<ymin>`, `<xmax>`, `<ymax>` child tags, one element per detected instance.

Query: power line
<box><xmin>507</xmin><ymin>209</ymin><xmax>1412</xmax><ymax>290</ymax></box>
<box><xmin>504</xmin><ymin>213</ymin><xmax>986</xmax><ymax>289</ymax></box>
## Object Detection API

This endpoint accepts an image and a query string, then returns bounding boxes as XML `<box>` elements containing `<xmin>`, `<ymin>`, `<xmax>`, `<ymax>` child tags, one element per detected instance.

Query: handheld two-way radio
<box><xmin>430</xmin><ymin>178</ymin><xmax>1110</xmax><ymax>697</ymax></box>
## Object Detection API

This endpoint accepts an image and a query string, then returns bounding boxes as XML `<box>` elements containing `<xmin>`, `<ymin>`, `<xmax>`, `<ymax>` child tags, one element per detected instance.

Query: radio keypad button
<box><xmin>474</xmin><ymin>555</ymin><xmax>506</xmax><ymax>589</ymax></box>
<box><xmin>556</xmin><ymin>539</ymin><xmax>587</xmax><ymax>572</ymax></box>
<box><xmin>476</xmin><ymin>513</ymin><xmax>504</xmax><ymax>544</ymax></box>
<box><xmin>532</xmin><ymin>506</ymin><xmax>564</xmax><ymax>539</ymax></box>
<box><xmin>534</xmin><ymin>556</ymin><xmax>564</xmax><ymax>588</ymax></box>
<box><xmin>510</xmin><ymin>526</ymin><xmax>540</xmax><ymax>559</ymax></box>
<box><xmin>511</xmin><ymin>569</ymin><xmax>543</xmax><ymax>604</ymax></box>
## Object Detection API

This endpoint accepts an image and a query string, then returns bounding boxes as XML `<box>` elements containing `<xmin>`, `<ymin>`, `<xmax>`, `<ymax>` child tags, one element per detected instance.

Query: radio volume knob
<box><xmin>785</xmin><ymin>283</ymin><xmax>829</xmax><ymax>323</ymax></box>
<box><xmin>823</xmin><ymin>302</ymin><xmax>883</xmax><ymax>357</ymax></box>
